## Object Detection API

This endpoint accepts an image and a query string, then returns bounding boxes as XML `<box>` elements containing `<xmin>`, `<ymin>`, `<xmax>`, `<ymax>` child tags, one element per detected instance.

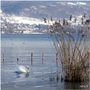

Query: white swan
<box><xmin>15</xmin><ymin>58</ymin><xmax>29</xmax><ymax>74</ymax></box>
<box><xmin>15</xmin><ymin>65</ymin><xmax>29</xmax><ymax>74</ymax></box>
<box><xmin>18</xmin><ymin>65</ymin><xmax>29</xmax><ymax>73</ymax></box>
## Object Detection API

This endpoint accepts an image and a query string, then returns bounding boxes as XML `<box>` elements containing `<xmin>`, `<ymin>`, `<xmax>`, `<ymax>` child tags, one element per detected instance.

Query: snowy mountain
<box><xmin>1</xmin><ymin>1</ymin><xmax>90</xmax><ymax>19</ymax></box>
<box><xmin>1</xmin><ymin>12</ymin><xmax>49</xmax><ymax>34</ymax></box>
<box><xmin>1</xmin><ymin>1</ymin><xmax>90</xmax><ymax>34</ymax></box>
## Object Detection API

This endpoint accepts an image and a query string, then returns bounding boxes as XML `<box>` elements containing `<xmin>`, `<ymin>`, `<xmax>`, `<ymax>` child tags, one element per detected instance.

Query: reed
<box><xmin>50</xmin><ymin>22</ymin><xmax>90</xmax><ymax>82</ymax></box>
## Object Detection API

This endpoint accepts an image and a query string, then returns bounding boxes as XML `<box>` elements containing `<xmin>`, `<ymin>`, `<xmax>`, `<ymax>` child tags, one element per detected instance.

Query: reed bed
<box><xmin>50</xmin><ymin>22</ymin><xmax>90</xmax><ymax>82</ymax></box>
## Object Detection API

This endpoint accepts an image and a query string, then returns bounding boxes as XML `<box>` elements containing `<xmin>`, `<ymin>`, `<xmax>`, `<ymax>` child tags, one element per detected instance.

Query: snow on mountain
<box><xmin>1</xmin><ymin>12</ymin><xmax>50</xmax><ymax>34</ymax></box>
<box><xmin>3</xmin><ymin>15</ymin><xmax>46</xmax><ymax>25</ymax></box>
<box><xmin>67</xmin><ymin>2</ymin><xmax>87</xmax><ymax>6</ymax></box>
<box><xmin>1</xmin><ymin>1</ymin><xmax>90</xmax><ymax>34</ymax></box>
<box><xmin>1</xmin><ymin>10</ymin><xmax>90</xmax><ymax>34</ymax></box>
<box><xmin>1</xmin><ymin>11</ymin><xmax>47</xmax><ymax>25</ymax></box>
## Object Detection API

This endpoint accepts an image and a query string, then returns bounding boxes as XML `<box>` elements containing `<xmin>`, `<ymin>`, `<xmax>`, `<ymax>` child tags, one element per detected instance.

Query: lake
<box><xmin>1</xmin><ymin>34</ymin><xmax>89</xmax><ymax>90</ymax></box>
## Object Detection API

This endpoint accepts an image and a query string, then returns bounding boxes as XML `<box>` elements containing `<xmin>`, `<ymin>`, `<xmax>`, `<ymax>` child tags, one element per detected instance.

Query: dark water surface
<box><xmin>1</xmin><ymin>34</ymin><xmax>89</xmax><ymax>90</ymax></box>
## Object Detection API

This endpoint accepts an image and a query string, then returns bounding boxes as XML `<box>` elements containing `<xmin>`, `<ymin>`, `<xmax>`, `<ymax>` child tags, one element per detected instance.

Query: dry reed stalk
<box><xmin>51</xmin><ymin>23</ymin><xmax>90</xmax><ymax>82</ymax></box>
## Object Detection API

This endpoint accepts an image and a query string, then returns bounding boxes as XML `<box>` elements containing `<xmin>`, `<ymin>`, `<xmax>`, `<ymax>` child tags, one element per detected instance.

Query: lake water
<box><xmin>1</xmin><ymin>34</ymin><xmax>89</xmax><ymax>90</ymax></box>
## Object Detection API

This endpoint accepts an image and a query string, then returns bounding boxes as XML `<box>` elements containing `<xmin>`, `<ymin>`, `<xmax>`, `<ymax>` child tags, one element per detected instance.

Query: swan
<box><xmin>18</xmin><ymin>65</ymin><xmax>29</xmax><ymax>73</ymax></box>
<box><xmin>14</xmin><ymin>65</ymin><xmax>30</xmax><ymax>79</ymax></box>
<box><xmin>15</xmin><ymin>58</ymin><xmax>30</xmax><ymax>75</ymax></box>
<box><xmin>15</xmin><ymin>58</ymin><xmax>30</xmax><ymax>73</ymax></box>
<box><xmin>15</xmin><ymin>65</ymin><xmax>30</xmax><ymax>74</ymax></box>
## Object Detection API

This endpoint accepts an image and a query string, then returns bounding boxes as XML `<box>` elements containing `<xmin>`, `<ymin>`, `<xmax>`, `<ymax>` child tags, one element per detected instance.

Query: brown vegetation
<box><xmin>50</xmin><ymin>22</ymin><xmax>90</xmax><ymax>82</ymax></box>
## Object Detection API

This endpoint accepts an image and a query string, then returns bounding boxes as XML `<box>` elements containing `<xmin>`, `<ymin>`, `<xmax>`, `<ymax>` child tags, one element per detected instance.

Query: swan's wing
<box><xmin>18</xmin><ymin>65</ymin><xmax>27</xmax><ymax>73</ymax></box>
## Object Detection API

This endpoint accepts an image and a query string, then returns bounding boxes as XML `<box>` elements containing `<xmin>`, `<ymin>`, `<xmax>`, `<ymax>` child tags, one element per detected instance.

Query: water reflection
<box><xmin>64</xmin><ymin>81</ymin><xmax>89</xmax><ymax>89</ymax></box>
<box><xmin>15</xmin><ymin>71</ymin><xmax>29</xmax><ymax>78</ymax></box>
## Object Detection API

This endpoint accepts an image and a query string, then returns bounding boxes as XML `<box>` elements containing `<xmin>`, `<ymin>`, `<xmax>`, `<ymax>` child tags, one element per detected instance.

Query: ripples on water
<box><xmin>1</xmin><ymin>34</ymin><xmax>89</xmax><ymax>90</ymax></box>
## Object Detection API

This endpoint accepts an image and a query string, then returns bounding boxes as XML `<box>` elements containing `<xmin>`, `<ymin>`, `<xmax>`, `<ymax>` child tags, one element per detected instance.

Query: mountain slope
<box><xmin>1</xmin><ymin>1</ymin><xmax>90</xmax><ymax>19</ymax></box>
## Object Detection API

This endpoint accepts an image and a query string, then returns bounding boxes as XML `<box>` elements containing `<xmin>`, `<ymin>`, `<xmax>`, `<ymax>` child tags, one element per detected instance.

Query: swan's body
<box><xmin>18</xmin><ymin>65</ymin><xmax>29</xmax><ymax>73</ymax></box>
<box><xmin>15</xmin><ymin>58</ymin><xmax>29</xmax><ymax>76</ymax></box>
